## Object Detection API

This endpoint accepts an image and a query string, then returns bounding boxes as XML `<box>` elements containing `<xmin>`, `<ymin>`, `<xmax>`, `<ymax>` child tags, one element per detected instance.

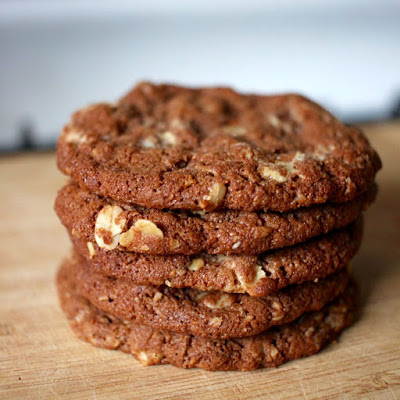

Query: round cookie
<box><xmin>57</xmin><ymin>263</ymin><xmax>357</xmax><ymax>371</ymax></box>
<box><xmin>57</xmin><ymin>83</ymin><xmax>381</xmax><ymax>213</ymax></box>
<box><xmin>55</xmin><ymin>182</ymin><xmax>374</xmax><ymax>255</ymax></box>
<box><xmin>64</xmin><ymin>255</ymin><xmax>350</xmax><ymax>340</ymax></box>
<box><xmin>71</xmin><ymin>219</ymin><xmax>362</xmax><ymax>297</ymax></box>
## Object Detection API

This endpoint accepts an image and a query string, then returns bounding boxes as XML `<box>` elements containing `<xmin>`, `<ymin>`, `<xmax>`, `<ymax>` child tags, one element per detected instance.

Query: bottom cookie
<box><xmin>57</xmin><ymin>263</ymin><xmax>357</xmax><ymax>371</ymax></box>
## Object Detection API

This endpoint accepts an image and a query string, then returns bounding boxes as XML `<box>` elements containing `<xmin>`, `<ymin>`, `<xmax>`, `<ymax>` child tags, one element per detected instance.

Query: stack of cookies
<box><xmin>55</xmin><ymin>83</ymin><xmax>381</xmax><ymax>371</ymax></box>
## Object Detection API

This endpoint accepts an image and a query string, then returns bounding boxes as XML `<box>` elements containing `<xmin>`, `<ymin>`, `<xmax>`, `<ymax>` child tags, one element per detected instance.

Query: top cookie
<box><xmin>57</xmin><ymin>82</ymin><xmax>381</xmax><ymax>212</ymax></box>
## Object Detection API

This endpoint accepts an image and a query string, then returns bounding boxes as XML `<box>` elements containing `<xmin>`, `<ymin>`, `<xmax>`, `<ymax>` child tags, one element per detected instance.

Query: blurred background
<box><xmin>1</xmin><ymin>0</ymin><xmax>399</xmax><ymax>153</ymax></box>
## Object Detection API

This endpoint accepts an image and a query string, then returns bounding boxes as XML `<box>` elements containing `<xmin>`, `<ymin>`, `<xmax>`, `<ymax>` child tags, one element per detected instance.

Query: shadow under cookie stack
<box><xmin>55</xmin><ymin>83</ymin><xmax>381</xmax><ymax>371</ymax></box>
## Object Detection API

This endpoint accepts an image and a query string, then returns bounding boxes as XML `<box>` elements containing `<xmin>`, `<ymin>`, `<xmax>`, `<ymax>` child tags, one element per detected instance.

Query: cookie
<box><xmin>57</xmin><ymin>83</ymin><xmax>381</xmax><ymax>212</ymax></box>
<box><xmin>55</xmin><ymin>182</ymin><xmax>374</xmax><ymax>255</ymax></box>
<box><xmin>57</xmin><ymin>261</ymin><xmax>131</xmax><ymax>354</ymax></box>
<box><xmin>57</xmin><ymin>263</ymin><xmax>357</xmax><ymax>371</ymax></box>
<box><xmin>71</xmin><ymin>219</ymin><xmax>362</xmax><ymax>297</ymax></box>
<box><xmin>63</xmin><ymin>254</ymin><xmax>350</xmax><ymax>339</ymax></box>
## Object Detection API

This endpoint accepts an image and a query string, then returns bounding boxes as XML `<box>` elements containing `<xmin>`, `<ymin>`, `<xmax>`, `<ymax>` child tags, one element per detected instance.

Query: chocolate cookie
<box><xmin>57</xmin><ymin>262</ymin><xmax>131</xmax><ymax>354</ymax></box>
<box><xmin>57</xmin><ymin>83</ymin><xmax>380</xmax><ymax>213</ymax></box>
<box><xmin>71</xmin><ymin>219</ymin><xmax>362</xmax><ymax>297</ymax></box>
<box><xmin>63</xmin><ymin>255</ymin><xmax>350</xmax><ymax>339</ymax></box>
<box><xmin>55</xmin><ymin>182</ymin><xmax>374</xmax><ymax>255</ymax></box>
<box><xmin>57</xmin><ymin>262</ymin><xmax>357</xmax><ymax>371</ymax></box>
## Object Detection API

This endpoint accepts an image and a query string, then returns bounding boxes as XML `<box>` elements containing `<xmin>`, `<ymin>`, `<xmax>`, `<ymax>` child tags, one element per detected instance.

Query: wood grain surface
<box><xmin>0</xmin><ymin>123</ymin><xmax>399</xmax><ymax>399</ymax></box>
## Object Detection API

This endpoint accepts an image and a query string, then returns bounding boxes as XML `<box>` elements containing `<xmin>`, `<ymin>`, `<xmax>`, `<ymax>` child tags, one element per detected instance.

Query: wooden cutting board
<box><xmin>1</xmin><ymin>123</ymin><xmax>399</xmax><ymax>399</ymax></box>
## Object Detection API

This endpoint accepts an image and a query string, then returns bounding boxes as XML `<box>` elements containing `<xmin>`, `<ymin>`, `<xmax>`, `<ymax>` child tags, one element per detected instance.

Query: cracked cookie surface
<box><xmin>56</xmin><ymin>82</ymin><xmax>381</xmax><ymax>212</ymax></box>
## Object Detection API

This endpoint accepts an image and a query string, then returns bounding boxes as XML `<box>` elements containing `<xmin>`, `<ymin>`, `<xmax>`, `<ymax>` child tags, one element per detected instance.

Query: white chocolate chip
<box><xmin>305</xmin><ymin>327</ymin><xmax>315</xmax><ymax>337</ymax></box>
<box><xmin>236</xmin><ymin>265</ymin><xmax>267</xmax><ymax>291</ymax></box>
<box><xmin>209</xmin><ymin>317</ymin><xmax>223</xmax><ymax>327</ymax></box>
<box><xmin>209</xmin><ymin>182</ymin><xmax>226</xmax><ymax>206</ymax></box>
<box><xmin>65</xmin><ymin>130</ymin><xmax>87</xmax><ymax>144</ymax></box>
<box><xmin>153</xmin><ymin>292</ymin><xmax>163</xmax><ymax>302</ymax></box>
<box><xmin>159</xmin><ymin>131</ymin><xmax>177</xmax><ymax>146</ymax></box>
<box><xmin>71</xmin><ymin>228</ymin><xmax>79</xmax><ymax>238</ymax></box>
<box><xmin>203</xmin><ymin>293</ymin><xmax>234</xmax><ymax>309</ymax></box>
<box><xmin>244</xmin><ymin>315</ymin><xmax>254</xmax><ymax>323</ymax></box>
<box><xmin>260</xmin><ymin>152</ymin><xmax>306</xmax><ymax>183</ymax></box>
<box><xmin>260</xmin><ymin>166</ymin><xmax>288</xmax><ymax>183</ymax></box>
<box><xmin>193</xmin><ymin>210</ymin><xmax>206</xmax><ymax>217</ymax></box>
<box><xmin>254</xmin><ymin>265</ymin><xmax>267</xmax><ymax>284</ymax></box>
<box><xmin>136</xmin><ymin>351</ymin><xmax>164</xmax><ymax>366</ymax></box>
<box><xmin>200</xmin><ymin>183</ymin><xmax>226</xmax><ymax>209</ymax></box>
<box><xmin>133</xmin><ymin>219</ymin><xmax>164</xmax><ymax>238</ymax></box>
<box><xmin>345</xmin><ymin>177</ymin><xmax>353</xmax><ymax>195</ymax></box>
<box><xmin>268</xmin><ymin>114</ymin><xmax>293</xmax><ymax>133</ymax></box>
<box><xmin>271</xmin><ymin>301</ymin><xmax>284</xmax><ymax>322</ymax></box>
<box><xmin>139</xmin><ymin>138</ymin><xmax>156</xmax><ymax>148</ymax></box>
<box><xmin>315</xmin><ymin>144</ymin><xmax>336</xmax><ymax>160</ymax></box>
<box><xmin>95</xmin><ymin>205</ymin><xmax>126</xmax><ymax>250</ymax></box>
<box><xmin>268</xmin><ymin>114</ymin><xmax>281</xmax><ymax>128</ymax></box>
<box><xmin>119</xmin><ymin>219</ymin><xmax>164</xmax><ymax>248</ymax></box>
<box><xmin>188</xmin><ymin>258</ymin><xmax>205</xmax><ymax>272</ymax></box>
<box><xmin>87</xmin><ymin>242</ymin><xmax>96</xmax><ymax>259</ymax></box>
<box><xmin>282</xmin><ymin>122</ymin><xmax>292</xmax><ymax>134</ymax></box>
<box><xmin>272</xmin><ymin>314</ymin><xmax>284</xmax><ymax>322</ymax></box>
<box><xmin>103</xmin><ymin>335</ymin><xmax>122</xmax><ymax>349</ymax></box>
<box><xmin>295</xmin><ymin>193</ymin><xmax>307</xmax><ymax>203</ymax></box>
<box><xmin>278</xmin><ymin>152</ymin><xmax>306</xmax><ymax>174</ymax></box>
<box><xmin>270</xmin><ymin>344</ymin><xmax>279</xmax><ymax>359</ymax></box>
<box><xmin>74</xmin><ymin>309</ymin><xmax>88</xmax><ymax>323</ymax></box>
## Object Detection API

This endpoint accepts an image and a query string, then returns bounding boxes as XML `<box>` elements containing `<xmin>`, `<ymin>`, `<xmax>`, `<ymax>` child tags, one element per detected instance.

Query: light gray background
<box><xmin>1</xmin><ymin>0</ymin><xmax>399</xmax><ymax>150</ymax></box>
